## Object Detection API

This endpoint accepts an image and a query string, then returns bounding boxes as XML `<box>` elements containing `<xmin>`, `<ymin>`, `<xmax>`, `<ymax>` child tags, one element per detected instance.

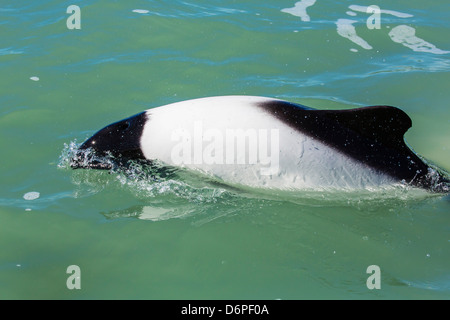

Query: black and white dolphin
<box><xmin>70</xmin><ymin>96</ymin><xmax>448</xmax><ymax>192</ymax></box>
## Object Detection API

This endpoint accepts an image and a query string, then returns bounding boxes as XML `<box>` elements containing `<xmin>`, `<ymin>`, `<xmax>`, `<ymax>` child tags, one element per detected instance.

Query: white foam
<box><xmin>30</xmin><ymin>76</ymin><xmax>39</xmax><ymax>81</ymax></box>
<box><xmin>132</xmin><ymin>9</ymin><xmax>149</xmax><ymax>14</ymax></box>
<box><xmin>23</xmin><ymin>192</ymin><xmax>40</xmax><ymax>201</ymax></box>
<box><xmin>336</xmin><ymin>19</ymin><xmax>372</xmax><ymax>50</ymax></box>
<box><xmin>346</xmin><ymin>11</ymin><xmax>357</xmax><ymax>17</ymax></box>
<box><xmin>281</xmin><ymin>0</ymin><xmax>316</xmax><ymax>22</ymax></box>
<box><xmin>389</xmin><ymin>25</ymin><xmax>450</xmax><ymax>55</ymax></box>
<box><xmin>349</xmin><ymin>5</ymin><xmax>413</xmax><ymax>18</ymax></box>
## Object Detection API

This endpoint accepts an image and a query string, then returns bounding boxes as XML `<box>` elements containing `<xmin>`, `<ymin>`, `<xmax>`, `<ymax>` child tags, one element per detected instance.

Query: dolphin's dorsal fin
<box><xmin>258</xmin><ymin>101</ymin><xmax>412</xmax><ymax>149</ymax></box>
<box><xmin>315</xmin><ymin>106</ymin><xmax>412</xmax><ymax>149</ymax></box>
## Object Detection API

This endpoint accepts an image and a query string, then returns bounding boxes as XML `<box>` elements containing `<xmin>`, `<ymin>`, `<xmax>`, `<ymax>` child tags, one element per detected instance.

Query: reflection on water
<box><xmin>283</xmin><ymin>2</ymin><xmax>449</xmax><ymax>55</ymax></box>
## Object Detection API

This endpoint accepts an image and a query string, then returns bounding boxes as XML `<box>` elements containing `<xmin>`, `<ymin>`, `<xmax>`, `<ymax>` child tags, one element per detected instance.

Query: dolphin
<box><xmin>70</xmin><ymin>96</ymin><xmax>449</xmax><ymax>192</ymax></box>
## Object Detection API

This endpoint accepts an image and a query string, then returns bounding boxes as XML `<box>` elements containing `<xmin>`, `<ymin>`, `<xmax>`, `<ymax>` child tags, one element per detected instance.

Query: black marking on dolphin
<box><xmin>257</xmin><ymin>100</ymin><xmax>434</xmax><ymax>189</ymax></box>
<box><xmin>70</xmin><ymin>111</ymin><xmax>148</xmax><ymax>169</ymax></box>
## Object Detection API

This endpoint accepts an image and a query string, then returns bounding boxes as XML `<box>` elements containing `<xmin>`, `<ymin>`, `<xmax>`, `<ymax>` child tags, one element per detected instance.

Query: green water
<box><xmin>1</xmin><ymin>0</ymin><xmax>449</xmax><ymax>300</ymax></box>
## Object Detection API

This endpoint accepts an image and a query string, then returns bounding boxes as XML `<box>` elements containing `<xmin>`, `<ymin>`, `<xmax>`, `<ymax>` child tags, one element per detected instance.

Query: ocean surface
<box><xmin>0</xmin><ymin>0</ymin><xmax>449</xmax><ymax>300</ymax></box>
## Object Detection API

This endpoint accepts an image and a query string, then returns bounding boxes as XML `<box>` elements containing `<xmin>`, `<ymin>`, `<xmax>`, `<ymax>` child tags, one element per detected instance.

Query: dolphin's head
<box><xmin>70</xmin><ymin>112</ymin><xmax>148</xmax><ymax>169</ymax></box>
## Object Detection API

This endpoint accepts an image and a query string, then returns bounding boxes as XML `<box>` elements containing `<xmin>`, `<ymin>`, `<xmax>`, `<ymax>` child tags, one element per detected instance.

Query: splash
<box><xmin>59</xmin><ymin>140</ymin><xmax>237</xmax><ymax>202</ymax></box>
<box><xmin>59</xmin><ymin>140</ymin><xmax>116</xmax><ymax>170</ymax></box>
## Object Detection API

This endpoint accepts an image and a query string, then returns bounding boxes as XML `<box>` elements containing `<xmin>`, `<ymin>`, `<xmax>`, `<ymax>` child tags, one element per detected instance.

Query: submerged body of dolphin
<box><xmin>70</xmin><ymin>96</ymin><xmax>449</xmax><ymax>192</ymax></box>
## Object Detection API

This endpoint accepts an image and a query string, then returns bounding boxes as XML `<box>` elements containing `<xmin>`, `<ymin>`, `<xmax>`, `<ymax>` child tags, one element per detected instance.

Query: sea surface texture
<box><xmin>0</xmin><ymin>0</ymin><xmax>449</xmax><ymax>299</ymax></box>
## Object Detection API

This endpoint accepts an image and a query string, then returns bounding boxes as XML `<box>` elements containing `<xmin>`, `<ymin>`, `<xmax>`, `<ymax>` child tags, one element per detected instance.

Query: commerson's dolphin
<box><xmin>70</xmin><ymin>96</ymin><xmax>449</xmax><ymax>192</ymax></box>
